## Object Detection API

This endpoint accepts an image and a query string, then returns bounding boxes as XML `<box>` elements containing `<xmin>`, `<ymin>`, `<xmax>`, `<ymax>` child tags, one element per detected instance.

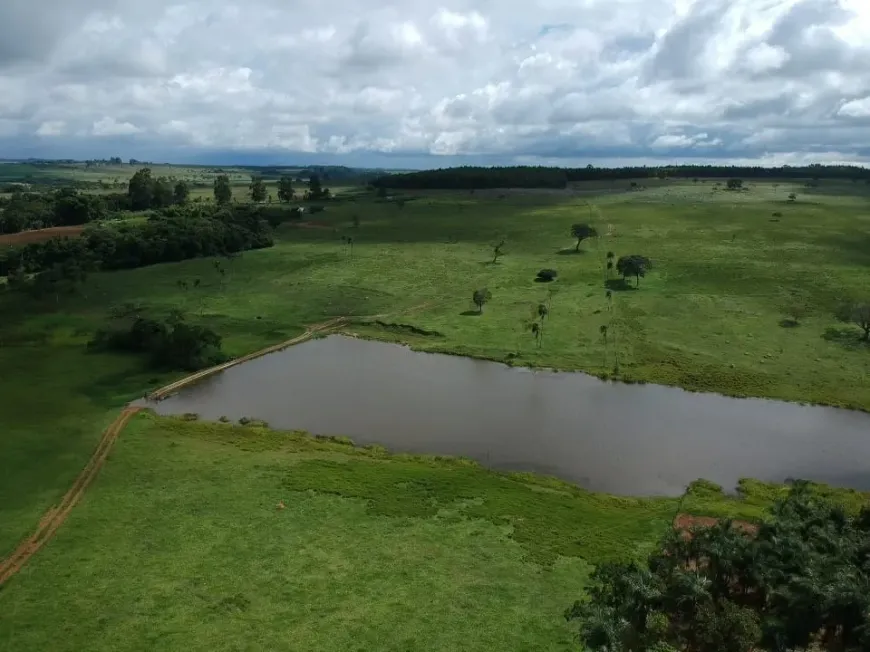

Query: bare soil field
<box><xmin>0</xmin><ymin>225</ymin><xmax>85</xmax><ymax>246</ymax></box>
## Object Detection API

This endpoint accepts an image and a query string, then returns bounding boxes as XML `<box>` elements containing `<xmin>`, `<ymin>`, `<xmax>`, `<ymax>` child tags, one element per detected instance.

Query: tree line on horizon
<box><xmin>373</xmin><ymin>164</ymin><xmax>870</xmax><ymax>190</ymax></box>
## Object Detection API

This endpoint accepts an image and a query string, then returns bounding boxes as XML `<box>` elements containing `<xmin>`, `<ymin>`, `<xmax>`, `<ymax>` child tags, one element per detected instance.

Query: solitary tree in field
<box><xmin>616</xmin><ymin>255</ymin><xmax>652</xmax><ymax>287</ymax></box>
<box><xmin>214</xmin><ymin>174</ymin><xmax>232</xmax><ymax>205</ymax></box>
<box><xmin>571</xmin><ymin>223</ymin><xmax>598</xmax><ymax>252</ymax></box>
<box><xmin>249</xmin><ymin>176</ymin><xmax>267</xmax><ymax>203</ymax></box>
<box><xmin>836</xmin><ymin>300</ymin><xmax>870</xmax><ymax>341</ymax></box>
<box><xmin>492</xmin><ymin>239</ymin><xmax>506</xmax><ymax>264</ymax></box>
<box><xmin>726</xmin><ymin>178</ymin><xmax>744</xmax><ymax>190</ymax></box>
<box><xmin>472</xmin><ymin>288</ymin><xmax>492</xmax><ymax>314</ymax></box>
<box><xmin>277</xmin><ymin>175</ymin><xmax>295</xmax><ymax>202</ymax></box>
<box><xmin>788</xmin><ymin>192</ymin><xmax>797</xmax><ymax>202</ymax></box>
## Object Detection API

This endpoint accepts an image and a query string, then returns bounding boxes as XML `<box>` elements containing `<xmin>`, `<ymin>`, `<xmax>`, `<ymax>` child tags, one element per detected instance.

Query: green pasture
<box><xmin>1</xmin><ymin>177</ymin><xmax>869</xmax><ymax>650</ymax></box>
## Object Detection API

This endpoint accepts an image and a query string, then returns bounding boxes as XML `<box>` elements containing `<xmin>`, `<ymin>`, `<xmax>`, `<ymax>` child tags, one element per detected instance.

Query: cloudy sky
<box><xmin>1</xmin><ymin>0</ymin><xmax>869</xmax><ymax>168</ymax></box>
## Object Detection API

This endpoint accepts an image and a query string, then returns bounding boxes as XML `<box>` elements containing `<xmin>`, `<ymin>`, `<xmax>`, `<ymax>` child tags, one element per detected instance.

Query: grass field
<box><xmin>1</xmin><ymin>176</ymin><xmax>869</xmax><ymax>649</ymax></box>
<box><xmin>0</xmin><ymin>412</ymin><xmax>833</xmax><ymax>652</ymax></box>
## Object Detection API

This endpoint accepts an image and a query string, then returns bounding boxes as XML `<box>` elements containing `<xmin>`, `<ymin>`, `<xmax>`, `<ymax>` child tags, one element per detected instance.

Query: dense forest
<box><xmin>0</xmin><ymin>188</ymin><xmax>108</xmax><ymax>233</ymax></box>
<box><xmin>374</xmin><ymin>164</ymin><xmax>870</xmax><ymax>190</ymax></box>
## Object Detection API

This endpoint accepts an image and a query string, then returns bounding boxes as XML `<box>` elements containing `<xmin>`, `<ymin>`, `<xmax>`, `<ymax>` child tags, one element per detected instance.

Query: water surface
<box><xmin>147</xmin><ymin>335</ymin><xmax>870</xmax><ymax>496</ymax></box>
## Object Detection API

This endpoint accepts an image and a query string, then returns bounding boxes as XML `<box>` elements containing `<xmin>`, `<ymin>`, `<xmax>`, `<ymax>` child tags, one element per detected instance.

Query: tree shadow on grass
<box><xmin>460</xmin><ymin>310</ymin><xmax>482</xmax><ymax>316</ymax></box>
<box><xmin>822</xmin><ymin>327</ymin><xmax>868</xmax><ymax>351</ymax></box>
<box><xmin>779</xmin><ymin>319</ymin><xmax>800</xmax><ymax>328</ymax></box>
<box><xmin>533</xmin><ymin>277</ymin><xmax>556</xmax><ymax>283</ymax></box>
<box><xmin>605</xmin><ymin>278</ymin><xmax>637</xmax><ymax>292</ymax></box>
<box><xmin>557</xmin><ymin>248</ymin><xmax>587</xmax><ymax>256</ymax></box>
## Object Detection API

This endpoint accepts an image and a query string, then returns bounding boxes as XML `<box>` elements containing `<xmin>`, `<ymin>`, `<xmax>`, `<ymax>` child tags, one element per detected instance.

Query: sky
<box><xmin>1</xmin><ymin>0</ymin><xmax>869</xmax><ymax>169</ymax></box>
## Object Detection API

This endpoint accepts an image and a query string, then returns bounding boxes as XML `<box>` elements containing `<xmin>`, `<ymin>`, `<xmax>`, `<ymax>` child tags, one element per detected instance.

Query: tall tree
<box><xmin>174</xmin><ymin>181</ymin><xmax>190</xmax><ymax>204</ymax></box>
<box><xmin>616</xmin><ymin>255</ymin><xmax>652</xmax><ymax>287</ymax></box>
<box><xmin>277</xmin><ymin>175</ymin><xmax>295</xmax><ymax>202</ymax></box>
<box><xmin>492</xmin><ymin>239</ymin><xmax>506</xmax><ymax>264</ymax></box>
<box><xmin>249</xmin><ymin>176</ymin><xmax>267</xmax><ymax>203</ymax></box>
<box><xmin>128</xmin><ymin>168</ymin><xmax>154</xmax><ymax>210</ymax></box>
<box><xmin>472</xmin><ymin>288</ymin><xmax>492</xmax><ymax>314</ymax></box>
<box><xmin>214</xmin><ymin>174</ymin><xmax>232</xmax><ymax>205</ymax></box>
<box><xmin>571</xmin><ymin>223</ymin><xmax>598</xmax><ymax>252</ymax></box>
<box><xmin>307</xmin><ymin>174</ymin><xmax>324</xmax><ymax>200</ymax></box>
<box><xmin>152</xmin><ymin>177</ymin><xmax>174</xmax><ymax>207</ymax></box>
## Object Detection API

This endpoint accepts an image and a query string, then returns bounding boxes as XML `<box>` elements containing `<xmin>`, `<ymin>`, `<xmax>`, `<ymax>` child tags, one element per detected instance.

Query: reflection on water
<box><xmin>145</xmin><ymin>335</ymin><xmax>870</xmax><ymax>496</ymax></box>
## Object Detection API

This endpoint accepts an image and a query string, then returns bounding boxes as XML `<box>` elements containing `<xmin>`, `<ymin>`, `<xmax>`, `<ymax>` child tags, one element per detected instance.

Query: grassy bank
<box><xmin>0</xmin><ymin>412</ymin><xmax>831</xmax><ymax>652</ymax></box>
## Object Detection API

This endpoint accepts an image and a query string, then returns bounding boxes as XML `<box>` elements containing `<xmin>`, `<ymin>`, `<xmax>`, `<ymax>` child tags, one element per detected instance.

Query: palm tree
<box><xmin>536</xmin><ymin>303</ymin><xmax>549</xmax><ymax>345</ymax></box>
<box><xmin>567</xmin><ymin>603</ymin><xmax>629</xmax><ymax>652</ymax></box>
<box><xmin>529</xmin><ymin>322</ymin><xmax>541</xmax><ymax>349</ymax></box>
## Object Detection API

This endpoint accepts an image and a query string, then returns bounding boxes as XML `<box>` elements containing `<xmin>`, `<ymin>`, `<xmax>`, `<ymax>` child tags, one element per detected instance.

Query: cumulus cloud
<box><xmin>0</xmin><ymin>0</ymin><xmax>868</xmax><ymax>166</ymax></box>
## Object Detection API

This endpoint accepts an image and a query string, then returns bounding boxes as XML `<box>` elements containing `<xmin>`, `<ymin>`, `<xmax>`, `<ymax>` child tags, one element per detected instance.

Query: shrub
<box><xmin>89</xmin><ymin>313</ymin><xmax>226</xmax><ymax>371</ymax></box>
<box><xmin>536</xmin><ymin>269</ymin><xmax>558</xmax><ymax>282</ymax></box>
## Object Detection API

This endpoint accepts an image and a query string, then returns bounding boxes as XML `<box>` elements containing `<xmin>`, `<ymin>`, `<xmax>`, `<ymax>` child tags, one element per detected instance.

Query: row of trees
<box><xmin>216</xmin><ymin>173</ymin><xmax>331</xmax><ymax>205</ymax></box>
<box><xmin>0</xmin><ymin>188</ymin><xmax>107</xmax><ymax>233</ymax></box>
<box><xmin>0</xmin><ymin>204</ymin><xmax>274</xmax><ymax>279</ymax></box>
<box><xmin>0</xmin><ymin>169</ymin><xmax>333</xmax><ymax>234</ymax></box>
<box><xmin>566</xmin><ymin>483</ymin><xmax>870</xmax><ymax>651</ymax></box>
<box><xmin>374</xmin><ymin>164</ymin><xmax>870</xmax><ymax>190</ymax></box>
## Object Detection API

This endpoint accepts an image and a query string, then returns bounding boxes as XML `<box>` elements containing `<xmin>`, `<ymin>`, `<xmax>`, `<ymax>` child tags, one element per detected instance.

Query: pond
<box><xmin>145</xmin><ymin>335</ymin><xmax>870</xmax><ymax>496</ymax></box>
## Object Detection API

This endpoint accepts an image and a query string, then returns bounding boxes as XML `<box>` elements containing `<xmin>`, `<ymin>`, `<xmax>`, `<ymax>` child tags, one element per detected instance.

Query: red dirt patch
<box><xmin>674</xmin><ymin>513</ymin><xmax>759</xmax><ymax>536</ymax></box>
<box><xmin>0</xmin><ymin>225</ymin><xmax>85</xmax><ymax>246</ymax></box>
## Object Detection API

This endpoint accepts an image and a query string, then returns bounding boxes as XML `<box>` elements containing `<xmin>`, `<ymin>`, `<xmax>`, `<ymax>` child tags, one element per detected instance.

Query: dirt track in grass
<box><xmin>0</xmin><ymin>406</ymin><xmax>141</xmax><ymax>586</ymax></box>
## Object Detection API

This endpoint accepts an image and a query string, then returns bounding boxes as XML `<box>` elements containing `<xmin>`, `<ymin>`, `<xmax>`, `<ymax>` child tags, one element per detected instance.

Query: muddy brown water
<box><xmin>144</xmin><ymin>335</ymin><xmax>870</xmax><ymax>496</ymax></box>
